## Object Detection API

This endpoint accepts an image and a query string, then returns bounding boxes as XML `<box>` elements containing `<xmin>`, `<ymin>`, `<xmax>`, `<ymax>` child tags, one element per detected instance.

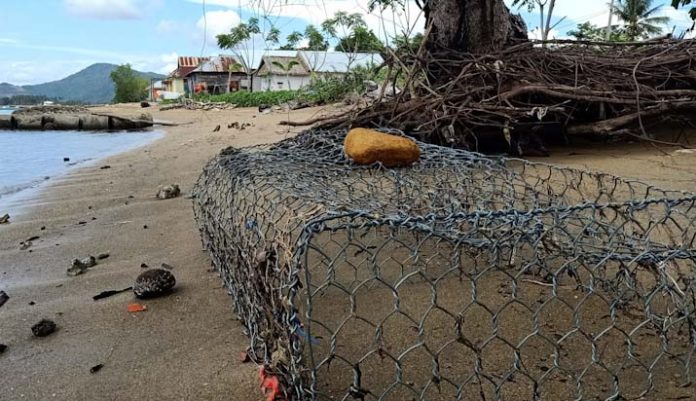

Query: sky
<box><xmin>0</xmin><ymin>0</ymin><xmax>694</xmax><ymax>85</ymax></box>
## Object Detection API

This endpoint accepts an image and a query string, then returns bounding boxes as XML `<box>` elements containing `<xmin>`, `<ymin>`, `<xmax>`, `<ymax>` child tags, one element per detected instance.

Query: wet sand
<box><xmin>0</xmin><ymin>104</ymin><xmax>330</xmax><ymax>401</ymax></box>
<box><xmin>0</xmin><ymin>104</ymin><xmax>695</xmax><ymax>401</ymax></box>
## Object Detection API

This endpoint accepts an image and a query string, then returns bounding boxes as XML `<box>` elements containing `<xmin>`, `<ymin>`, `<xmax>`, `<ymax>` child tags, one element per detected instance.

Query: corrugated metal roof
<box><xmin>299</xmin><ymin>51</ymin><xmax>383</xmax><ymax>73</ymax></box>
<box><xmin>189</xmin><ymin>56</ymin><xmax>240</xmax><ymax>74</ymax></box>
<box><xmin>256</xmin><ymin>55</ymin><xmax>309</xmax><ymax>76</ymax></box>
<box><xmin>178</xmin><ymin>56</ymin><xmax>208</xmax><ymax>68</ymax></box>
<box><xmin>169</xmin><ymin>66</ymin><xmax>198</xmax><ymax>78</ymax></box>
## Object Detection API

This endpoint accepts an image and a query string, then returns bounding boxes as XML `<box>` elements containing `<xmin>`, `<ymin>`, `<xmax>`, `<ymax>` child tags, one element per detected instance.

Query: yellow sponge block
<box><xmin>344</xmin><ymin>128</ymin><xmax>421</xmax><ymax>167</ymax></box>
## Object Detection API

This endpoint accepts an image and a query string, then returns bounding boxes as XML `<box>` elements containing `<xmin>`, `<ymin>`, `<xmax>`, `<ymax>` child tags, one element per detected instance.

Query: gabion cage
<box><xmin>192</xmin><ymin>130</ymin><xmax>696</xmax><ymax>401</ymax></box>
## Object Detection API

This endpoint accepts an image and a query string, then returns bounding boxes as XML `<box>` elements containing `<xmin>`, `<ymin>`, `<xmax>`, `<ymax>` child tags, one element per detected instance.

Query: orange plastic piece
<box><xmin>259</xmin><ymin>366</ymin><xmax>281</xmax><ymax>401</ymax></box>
<box><xmin>127</xmin><ymin>303</ymin><xmax>147</xmax><ymax>313</ymax></box>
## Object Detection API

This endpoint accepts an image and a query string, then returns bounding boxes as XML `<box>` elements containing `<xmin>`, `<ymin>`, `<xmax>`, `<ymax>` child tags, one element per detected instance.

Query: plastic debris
<box><xmin>127</xmin><ymin>303</ymin><xmax>147</xmax><ymax>313</ymax></box>
<box><xmin>90</xmin><ymin>364</ymin><xmax>104</xmax><ymax>373</ymax></box>
<box><xmin>93</xmin><ymin>287</ymin><xmax>133</xmax><ymax>301</ymax></box>
<box><xmin>259</xmin><ymin>367</ymin><xmax>281</xmax><ymax>401</ymax></box>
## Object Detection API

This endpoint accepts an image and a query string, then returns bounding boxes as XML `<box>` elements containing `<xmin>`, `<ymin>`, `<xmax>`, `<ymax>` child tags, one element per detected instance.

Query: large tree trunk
<box><xmin>425</xmin><ymin>0</ymin><xmax>527</xmax><ymax>53</ymax></box>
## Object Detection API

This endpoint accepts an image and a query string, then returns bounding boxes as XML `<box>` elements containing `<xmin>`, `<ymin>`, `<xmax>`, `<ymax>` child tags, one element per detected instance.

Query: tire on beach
<box><xmin>79</xmin><ymin>114</ymin><xmax>110</xmax><ymax>130</ymax></box>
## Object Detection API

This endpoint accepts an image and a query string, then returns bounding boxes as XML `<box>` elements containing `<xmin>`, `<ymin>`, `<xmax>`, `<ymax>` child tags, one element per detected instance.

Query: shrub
<box><xmin>195</xmin><ymin>90</ymin><xmax>298</xmax><ymax>107</ymax></box>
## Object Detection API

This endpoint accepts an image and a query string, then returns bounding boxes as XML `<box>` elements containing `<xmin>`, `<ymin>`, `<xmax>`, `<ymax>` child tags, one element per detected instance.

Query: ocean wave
<box><xmin>0</xmin><ymin>176</ymin><xmax>50</xmax><ymax>199</ymax></box>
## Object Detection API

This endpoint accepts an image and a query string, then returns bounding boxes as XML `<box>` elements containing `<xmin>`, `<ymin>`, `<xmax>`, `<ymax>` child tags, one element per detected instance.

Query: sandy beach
<box><xmin>1</xmin><ymin>104</ymin><xmax>695</xmax><ymax>401</ymax></box>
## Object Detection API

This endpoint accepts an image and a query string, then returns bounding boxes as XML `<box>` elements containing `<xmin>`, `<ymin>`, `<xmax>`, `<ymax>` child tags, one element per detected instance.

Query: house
<box><xmin>299</xmin><ymin>51</ymin><xmax>384</xmax><ymax>76</ymax></box>
<box><xmin>186</xmin><ymin>56</ymin><xmax>246</xmax><ymax>95</ymax></box>
<box><xmin>248</xmin><ymin>51</ymin><xmax>384</xmax><ymax>92</ymax></box>
<box><xmin>162</xmin><ymin>56</ymin><xmax>208</xmax><ymax>97</ymax></box>
<box><xmin>146</xmin><ymin>80</ymin><xmax>165</xmax><ymax>101</ymax></box>
<box><xmin>252</xmin><ymin>54</ymin><xmax>311</xmax><ymax>92</ymax></box>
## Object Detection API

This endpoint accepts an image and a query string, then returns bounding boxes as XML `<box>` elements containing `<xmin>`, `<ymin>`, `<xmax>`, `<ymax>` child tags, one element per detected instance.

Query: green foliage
<box><xmin>195</xmin><ymin>90</ymin><xmax>298</xmax><ymax>107</ymax></box>
<box><xmin>336</xmin><ymin>26</ymin><xmax>384</xmax><ymax>52</ymax></box>
<box><xmin>1</xmin><ymin>95</ymin><xmax>50</xmax><ymax>106</ymax></box>
<box><xmin>672</xmin><ymin>0</ymin><xmax>696</xmax><ymax>19</ymax></box>
<box><xmin>568</xmin><ymin>22</ymin><xmax>630</xmax><ymax>41</ymax></box>
<box><xmin>110</xmin><ymin>64</ymin><xmax>148</xmax><ymax>103</ymax></box>
<box><xmin>392</xmin><ymin>33</ymin><xmax>424</xmax><ymax>55</ymax></box>
<box><xmin>216</xmin><ymin>17</ymin><xmax>261</xmax><ymax>50</ymax></box>
<box><xmin>279</xmin><ymin>31</ymin><xmax>304</xmax><ymax>50</ymax></box>
<box><xmin>296</xmin><ymin>64</ymin><xmax>380</xmax><ymax>105</ymax></box>
<box><xmin>304</xmin><ymin>25</ymin><xmax>329</xmax><ymax>50</ymax></box>
<box><xmin>612</xmin><ymin>0</ymin><xmax>670</xmax><ymax>40</ymax></box>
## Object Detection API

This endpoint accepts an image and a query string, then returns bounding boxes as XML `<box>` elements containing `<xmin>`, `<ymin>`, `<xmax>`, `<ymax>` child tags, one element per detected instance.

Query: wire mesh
<box><xmin>192</xmin><ymin>129</ymin><xmax>696</xmax><ymax>401</ymax></box>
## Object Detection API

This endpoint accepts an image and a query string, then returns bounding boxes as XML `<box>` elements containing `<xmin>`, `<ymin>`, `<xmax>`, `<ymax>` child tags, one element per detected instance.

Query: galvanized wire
<box><xmin>193</xmin><ymin>129</ymin><xmax>696</xmax><ymax>401</ymax></box>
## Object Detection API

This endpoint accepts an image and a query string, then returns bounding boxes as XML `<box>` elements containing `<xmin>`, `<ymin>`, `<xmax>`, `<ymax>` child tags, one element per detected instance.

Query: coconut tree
<box><xmin>612</xmin><ymin>0</ymin><xmax>670</xmax><ymax>40</ymax></box>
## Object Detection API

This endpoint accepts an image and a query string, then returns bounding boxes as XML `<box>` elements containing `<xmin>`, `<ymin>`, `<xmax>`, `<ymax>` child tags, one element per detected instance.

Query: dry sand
<box><xmin>0</xmin><ymin>104</ymin><xmax>695</xmax><ymax>401</ymax></box>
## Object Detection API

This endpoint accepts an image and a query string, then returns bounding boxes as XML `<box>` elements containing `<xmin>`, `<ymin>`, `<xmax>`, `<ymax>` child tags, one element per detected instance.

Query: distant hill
<box><xmin>0</xmin><ymin>63</ymin><xmax>165</xmax><ymax>104</ymax></box>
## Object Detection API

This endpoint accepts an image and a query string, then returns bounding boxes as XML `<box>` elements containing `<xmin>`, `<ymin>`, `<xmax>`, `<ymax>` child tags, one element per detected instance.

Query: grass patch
<box><xmin>195</xmin><ymin>90</ymin><xmax>298</xmax><ymax>107</ymax></box>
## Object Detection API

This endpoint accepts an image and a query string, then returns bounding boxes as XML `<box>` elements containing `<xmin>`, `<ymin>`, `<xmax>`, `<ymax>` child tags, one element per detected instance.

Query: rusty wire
<box><xmin>193</xmin><ymin>129</ymin><xmax>696</xmax><ymax>400</ymax></box>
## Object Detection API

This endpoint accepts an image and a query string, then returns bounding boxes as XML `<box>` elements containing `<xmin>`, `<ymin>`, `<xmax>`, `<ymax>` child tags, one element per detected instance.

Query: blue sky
<box><xmin>0</xmin><ymin>0</ymin><xmax>693</xmax><ymax>85</ymax></box>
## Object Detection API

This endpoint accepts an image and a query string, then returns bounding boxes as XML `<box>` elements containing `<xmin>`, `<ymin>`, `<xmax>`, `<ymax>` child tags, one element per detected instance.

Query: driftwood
<box><xmin>294</xmin><ymin>39</ymin><xmax>696</xmax><ymax>152</ymax></box>
<box><xmin>160</xmin><ymin>99</ymin><xmax>238</xmax><ymax>111</ymax></box>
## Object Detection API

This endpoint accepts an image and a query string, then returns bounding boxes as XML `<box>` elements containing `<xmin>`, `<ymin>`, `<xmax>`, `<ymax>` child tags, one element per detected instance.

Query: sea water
<box><xmin>0</xmin><ymin>109</ymin><xmax>162</xmax><ymax>213</ymax></box>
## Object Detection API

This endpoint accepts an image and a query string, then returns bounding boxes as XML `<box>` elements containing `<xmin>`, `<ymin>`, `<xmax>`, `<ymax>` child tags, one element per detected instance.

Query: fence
<box><xmin>193</xmin><ymin>129</ymin><xmax>696</xmax><ymax>401</ymax></box>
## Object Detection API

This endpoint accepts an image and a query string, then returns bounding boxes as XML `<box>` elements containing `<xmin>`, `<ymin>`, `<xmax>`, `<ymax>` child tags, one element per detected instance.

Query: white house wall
<box><xmin>253</xmin><ymin>75</ymin><xmax>311</xmax><ymax>92</ymax></box>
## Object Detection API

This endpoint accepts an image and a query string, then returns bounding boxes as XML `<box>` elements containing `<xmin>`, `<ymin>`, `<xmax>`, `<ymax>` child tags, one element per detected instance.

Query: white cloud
<box><xmin>0</xmin><ymin>38</ymin><xmax>20</xmax><ymax>44</ymax></box>
<box><xmin>64</xmin><ymin>0</ymin><xmax>141</xmax><ymax>19</ymax></box>
<box><xmin>156</xmin><ymin>19</ymin><xmax>184</xmax><ymax>34</ymax></box>
<box><xmin>196</xmin><ymin>10</ymin><xmax>242</xmax><ymax>45</ymax></box>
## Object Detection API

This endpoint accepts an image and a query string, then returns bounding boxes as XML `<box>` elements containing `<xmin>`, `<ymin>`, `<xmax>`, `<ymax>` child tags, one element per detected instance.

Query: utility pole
<box><xmin>605</xmin><ymin>0</ymin><xmax>615</xmax><ymax>39</ymax></box>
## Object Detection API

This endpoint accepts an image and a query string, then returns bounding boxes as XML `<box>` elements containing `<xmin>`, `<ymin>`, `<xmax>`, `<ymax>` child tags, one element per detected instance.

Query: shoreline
<box><xmin>0</xmin><ymin>103</ymin><xmax>321</xmax><ymax>401</ymax></box>
<box><xmin>0</xmin><ymin>103</ymin><xmax>694</xmax><ymax>400</ymax></box>
<box><xmin>0</xmin><ymin>129</ymin><xmax>164</xmax><ymax>218</ymax></box>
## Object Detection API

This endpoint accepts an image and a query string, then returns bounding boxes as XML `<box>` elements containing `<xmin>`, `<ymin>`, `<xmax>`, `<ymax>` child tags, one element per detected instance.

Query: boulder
<box><xmin>156</xmin><ymin>184</ymin><xmax>181</xmax><ymax>199</ymax></box>
<box><xmin>344</xmin><ymin>128</ymin><xmax>421</xmax><ymax>167</ymax></box>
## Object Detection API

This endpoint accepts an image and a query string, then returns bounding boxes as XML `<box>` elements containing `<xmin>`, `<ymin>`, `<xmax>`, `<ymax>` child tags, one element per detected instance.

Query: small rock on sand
<box><xmin>156</xmin><ymin>184</ymin><xmax>181</xmax><ymax>200</ymax></box>
<box><xmin>32</xmin><ymin>319</ymin><xmax>57</xmax><ymax>337</ymax></box>
<box><xmin>0</xmin><ymin>344</ymin><xmax>7</xmax><ymax>354</ymax></box>
<box><xmin>97</xmin><ymin>253</ymin><xmax>110</xmax><ymax>260</ymax></box>
<box><xmin>133</xmin><ymin>269</ymin><xmax>176</xmax><ymax>298</ymax></box>
<box><xmin>67</xmin><ymin>256</ymin><xmax>97</xmax><ymax>276</ymax></box>
<box><xmin>0</xmin><ymin>214</ymin><xmax>9</xmax><ymax>224</ymax></box>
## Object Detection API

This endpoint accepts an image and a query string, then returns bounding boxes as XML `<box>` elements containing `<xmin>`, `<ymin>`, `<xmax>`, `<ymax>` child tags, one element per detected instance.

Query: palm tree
<box><xmin>612</xmin><ymin>0</ymin><xmax>670</xmax><ymax>40</ymax></box>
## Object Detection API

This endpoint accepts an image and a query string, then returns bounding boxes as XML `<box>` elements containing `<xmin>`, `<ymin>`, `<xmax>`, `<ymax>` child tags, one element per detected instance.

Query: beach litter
<box><xmin>90</xmin><ymin>364</ymin><xmax>104</xmax><ymax>373</ymax></box>
<box><xmin>93</xmin><ymin>287</ymin><xmax>133</xmax><ymax>301</ymax></box>
<box><xmin>140</xmin><ymin>263</ymin><xmax>149</xmax><ymax>268</ymax></box>
<box><xmin>67</xmin><ymin>256</ymin><xmax>97</xmax><ymax>276</ymax></box>
<box><xmin>96</xmin><ymin>253</ymin><xmax>110</xmax><ymax>260</ymax></box>
<box><xmin>0</xmin><ymin>291</ymin><xmax>9</xmax><ymax>308</ymax></box>
<box><xmin>212</xmin><ymin>124</ymin><xmax>221</xmax><ymax>132</ymax></box>
<box><xmin>127</xmin><ymin>303</ymin><xmax>147</xmax><ymax>313</ymax></box>
<box><xmin>0</xmin><ymin>214</ymin><xmax>9</xmax><ymax>224</ymax></box>
<box><xmin>32</xmin><ymin>319</ymin><xmax>57</xmax><ymax>337</ymax></box>
<box><xmin>160</xmin><ymin>263</ymin><xmax>174</xmax><ymax>270</ymax></box>
<box><xmin>133</xmin><ymin>269</ymin><xmax>176</xmax><ymax>299</ymax></box>
<box><xmin>155</xmin><ymin>184</ymin><xmax>181</xmax><ymax>200</ymax></box>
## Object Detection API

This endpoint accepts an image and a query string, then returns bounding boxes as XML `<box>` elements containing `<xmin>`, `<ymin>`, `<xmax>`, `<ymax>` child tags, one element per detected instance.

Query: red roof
<box><xmin>178</xmin><ymin>56</ymin><xmax>208</xmax><ymax>68</ymax></box>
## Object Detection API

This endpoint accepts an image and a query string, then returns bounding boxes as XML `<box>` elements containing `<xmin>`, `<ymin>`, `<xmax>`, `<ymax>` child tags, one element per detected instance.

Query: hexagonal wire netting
<box><xmin>192</xmin><ymin>129</ymin><xmax>696</xmax><ymax>401</ymax></box>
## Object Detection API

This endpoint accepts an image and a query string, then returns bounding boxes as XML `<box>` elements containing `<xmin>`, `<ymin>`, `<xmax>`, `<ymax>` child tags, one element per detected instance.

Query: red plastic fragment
<box><xmin>259</xmin><ymin>366</ymin><xmax>281</xmax><ymax>401</ymax></box>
